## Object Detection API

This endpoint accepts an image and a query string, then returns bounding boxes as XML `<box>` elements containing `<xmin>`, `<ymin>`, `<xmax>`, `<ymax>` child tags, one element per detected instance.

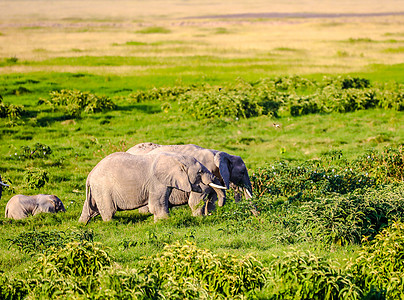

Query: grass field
<box><xmin>1</xmin><ymin>1</ymin><xmax>404</xmax><ymax>299</ymax></box>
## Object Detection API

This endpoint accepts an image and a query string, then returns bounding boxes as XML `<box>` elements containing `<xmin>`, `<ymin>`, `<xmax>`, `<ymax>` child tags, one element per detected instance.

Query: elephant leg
<box><xmin>148</xmin><ymin>190</ymin><xmax>170</xmax><ymax>222</ymax></box>
<box><xmin>79</xmin><ymin>200</ymin><xmax>100</xmax><ymax>223</ymax></box>
<box><xmin>205</xmin><ymin>192</ymin><xmax>217</xmax><ymax>214</ymax></box>
<box><xmin>189</xmin><ymin>192</ymin><xmax>207</xmax><ymax>216</ymax></box>
<box><xmin>138</xmin><ymin>206</ymin><xmax>150</xmax><ymax>214</ymax></box>
<box><xmin>93</xmin><ymin>191</ymin><xmax>117</xmax><ymax>222</ymax></box>
<box><xmin>99</xmin><ymin>203</ymin><xmax>116</xmax><ymax>221</ymax></box>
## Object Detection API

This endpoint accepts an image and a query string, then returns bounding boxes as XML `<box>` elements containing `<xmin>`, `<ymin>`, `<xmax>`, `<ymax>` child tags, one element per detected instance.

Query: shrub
<box><xmin>0</xmin><ymin>97</ymin><xmax>24</xmax><ymax>119</ymax></box>
<box><xmin>23</xmin><ymin>168</ymin><xmax>49</xmax><ymax>189</ymax></box>
<box><xmin>7</xmin><ymin>240</ymin><xmax>265</xmax><ymax>299</ymax></box>
<box><xmin>94</xmin><ymin>268</ymin><xmax>160</xmax><ymax>299</ymax></box>
<box><xmin>250</xmin><ymin>161</ymin><xmax>375</xmax><ymax>200</ymax></box>
<box><xmin>33</xmin><ymin>241</ymin><xmax>111</xmax><ymax>278</ymax></box>
<box><xmin>134</xmin><ymin>76</ymin><xmax>404</xmax><ymax>119</ymax></box>
<box><xmin>22</xmin><ymin>241</ymin><xmax>111</xmax><ymax>298</ymax></box>
<box><xmin>40</xmin><ymin>89</ymin><xmax>116</xmax><ymax>118</ymax></box>
<box><xmin>142</xmin><ymin>241</ymin><xmax>266</xmax><ymax>298</ymax></box>
<box><xmin>128</xmin><ymin>86</ymin><xmax>194</xmax><ymax>103</ymax></box>
<box><xmin>264</xmin><ymin>249</ymin><xmax>362</xmax><ymax>299</ymax></box>
<box><xmin>0</xmin><ymin>272</ymin><xmax>28</xmax><ymax>300</ymax></box>
<box><xmin>11</xmin><ymin>143</ymin><xmax>52</xmax><ymax>160</ymax></box>
<box><xmin>178</xmin><ymin>89</ymin><xmax>265</xmax><ymax>119</ymax></box>
<box><xmin>272</xmin><ymin>184</ymin><xmax>404</xmax><ymax>246</ymax></box>
<box><xmin>8</xmin><ymin>229</ymin><xmax>94</xmax><ymax>255</ymax></box>
<box><xmin>347</xmin><ymin>221</ymin><xmax>404</xmax><ymax>299</ymax></box>
<box><xmin>354</xmin><ymin>146</ymin><xmax>404</xmax><ymax>183</ymax></box>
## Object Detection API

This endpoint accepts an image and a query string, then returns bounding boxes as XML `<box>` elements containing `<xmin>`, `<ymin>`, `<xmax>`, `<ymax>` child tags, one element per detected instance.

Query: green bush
<box><xmin>354</xmin><ymin>146</ymin><xmax>404</xmax><ymax>183</ymax></box>
<box><xmin>23</xmin><ymin>168</ymin><xmax>49</xmax><ymax>189</ymax></box>
<box><xmin>11</xmin><ymin>143</ymin><xmax>52</xmax><ymax>160</ymax></box>
<box><xmin>348</xmin><ymin>221</ymin><xmax>404</xmax><ymax>299</ymax></box>
<box><xmin>0</xmin><ymin>272</ymin><xmax>29</xmax><ymax>300</ymax></box>
<box><xmin>250</xmin><ymin>161</ymin><xmax>375</xmax><ymax>200</ymax></box>
<box><xmin>132</xmin><ymin>76</ymin><xmax>404</xmax><ymax>119</ymax></box>
<box><xmin>179</xmin><ymin>89</ymin><xmax>265</xmax><ymax>119</ymax></box>
<box><xmin>94</xmin><ymin>268</ymin><xmax>160</xmax><ymax>299</ymax></box>
<box><xmin>34</xmin><ymin>241</ymin><xmax>111</xmax><ymax>278</ymax></box>
<box><xmin>142</xmin><ymin>241</ymin><xmax>266</xmax><ymax>298</ymax></box>
<box><xmin>8</xmin><ymin>229</ymin><xmax>94</xmax><ymax>255</ymax></box>
<box><xmin>269</xmin><ymin>184</ymin><xmax>404</xmax><ymax>246</ymax></box>
<box><xmin>4</xmin><ymin>240</ymin><xmax>265</xmax><ymax>299</ymax></box>
<box><xmin>0</xmin><ymin>97</ymin><xmax>24</xmax><ymax>119</ymax></box>
<box><xmin>20</xmin><ymin>241</ymin><xmax>111</xmax><ymax>298</ymax></box>
<box><xmin>40</xmin><ymin>89</ymin><xmax>116</xmax><ymax>118</ymax></box>
<box><xmin>263</xmin><ymin>249</ymin><xmax>361</xmax><ymax>300</ymax></box>
<box><xmin>128</xmin><ymin>85</ymin><xmax>194</xmax><ymax>103</ymax></box>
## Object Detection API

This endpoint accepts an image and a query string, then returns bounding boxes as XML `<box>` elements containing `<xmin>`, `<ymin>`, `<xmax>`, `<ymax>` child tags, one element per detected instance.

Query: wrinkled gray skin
<box><xmin>79</xmin><ymin>152</ymin><xmax>225</xmax><ymax>223</ymax></box>
<box><xmin>0</xmin><ymin>175</ymin><xmax>9</xmax><ymax>201</ymax></box>
<box><xmin>5</xmin><ymin>194</ymin><xmax>66</xmax><ymax>220</ymax></box>
<box><xmin>127</xmin><ymin>143</ymin><xmax>253</xmax><ymax>203</ymax></box>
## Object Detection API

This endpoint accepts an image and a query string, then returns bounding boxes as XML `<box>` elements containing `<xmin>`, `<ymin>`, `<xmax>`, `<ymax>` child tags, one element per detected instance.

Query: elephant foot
<box><xmin>78</xmin><ymin>216</ymin><xmax>89</xmax><ymax>223</ymax></box>
<box><xmin>192</xmin><ymin>207</ymin><xmax>204</xmax><ymax>216</ymax></box>
<box><xmin>138</xmin><ymin>206</ymin><xmax>151</xmax><ymax>214</ymax></box>
<box><xmin>153</xmin><ymin>213</ymin><xmax>169</xmax><ymax>222</ymax></box>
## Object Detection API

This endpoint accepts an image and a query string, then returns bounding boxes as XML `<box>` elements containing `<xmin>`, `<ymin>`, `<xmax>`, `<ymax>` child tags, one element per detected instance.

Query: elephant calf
<box><xmin>5</xmin><ymin>194</ymin><xmax>66</xmax><ymax>220</ymax></box>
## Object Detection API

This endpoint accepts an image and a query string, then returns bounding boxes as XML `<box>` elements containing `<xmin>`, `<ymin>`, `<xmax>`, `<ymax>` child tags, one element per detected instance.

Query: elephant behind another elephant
<box><xmin>5</xmin><ymin>194</ymin><xmax>66</xmax><ymax>220</ymax></box>
<box><xmin>126</xmin><ymin>143</ymin><xmax>253</xmax><ymax>201</ymax></box>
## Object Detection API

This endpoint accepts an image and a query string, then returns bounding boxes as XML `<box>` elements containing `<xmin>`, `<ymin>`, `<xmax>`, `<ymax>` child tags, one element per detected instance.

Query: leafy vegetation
<box><xmin>39</xmin><ymin>89</ymin><xmax>116</xmax><ymax>118</ymax></box>
<box><xmin>7</xmin><ymin>229</ymin><xmax>94</xmax><ymax>254</ymax></box>
<box><xmin>23</xmin><ymin>168</ymin><xmax>49</xmax><ymax>189</ymax></box>
<box><xmin>0</xmin><ymin>96</ymin><xmax>24</xmax><ymax>120</ymax></box>
<box><xmin>1</xmin><ymin>239</ymin><xmax>265</xmax><ymax>299</ymax></box>
<box><xmin>1</xmin><ymin>71</ymin><xmax>404</xmax><ymax>298</ymax></box>
<box><xmin>263</xmin><ymin>250</ymin><xmax>361</xmax><ymax>299</ymax></box>
<box><xmin>121</xmin><ymin>76</ymin><xmax>404</xmax><ymax>120</ymax></box>
<box><xmin>348</xmin><ymin>221</ymin><xmax>404</xmax><ymax>299</ymax></box>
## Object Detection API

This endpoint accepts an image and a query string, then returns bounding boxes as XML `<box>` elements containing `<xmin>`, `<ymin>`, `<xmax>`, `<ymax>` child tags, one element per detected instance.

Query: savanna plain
<box><xmin>1</xmin><ymin>0</ymin><xmax>404</xmax><ymax>298</ymax></box>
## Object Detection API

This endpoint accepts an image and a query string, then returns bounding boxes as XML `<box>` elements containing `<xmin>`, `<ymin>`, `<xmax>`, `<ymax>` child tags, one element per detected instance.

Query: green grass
<box><xmin>1</xmin><ymin>72</ymin><xmax>404</xmax><ymax>299</ymax></box>
<box><xmin>135</xmin><ymin>26</ymin><xmax>172</xmax><ymax>34</ymax></box>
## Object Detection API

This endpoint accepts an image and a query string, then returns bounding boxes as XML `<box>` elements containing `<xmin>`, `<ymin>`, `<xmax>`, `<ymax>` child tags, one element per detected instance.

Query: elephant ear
<box><xmin>42</xmin><ymin>200</ymin><xmax>56</xmax><ymax>213</ymax></box>
<box><xmin>214</xmin><ymin>152</ymin><xmax>231</xmax><ymax>189</ymax></box>
<box><xmin>154</xmin><ymin>154</ymin><xmax>192</xmax><ymax>192</ymax></box>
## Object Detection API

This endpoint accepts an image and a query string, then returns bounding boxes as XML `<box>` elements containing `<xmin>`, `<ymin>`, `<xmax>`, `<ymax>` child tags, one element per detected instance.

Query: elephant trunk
<box><xmin>0</xmin><ymin>176</ymin><xmax>9</xmax><ymax>201</ymax></box>
<box><xmin>201</xmin><ymin>173</ymin><xmax>227</xmax><ymax>207</ymax></box>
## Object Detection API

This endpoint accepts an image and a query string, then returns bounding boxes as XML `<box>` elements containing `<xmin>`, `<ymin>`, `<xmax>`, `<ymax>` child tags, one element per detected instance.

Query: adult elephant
<box><xmin>78</xmin><ymin>152</ymin><xmax>226</xmax><ymax>223</ymax></box>
<box><xmin>126</xmin><ymin>143</ymin><xmax>253</xmax><ymax>201</ymax></box>
<box><xmin>0</xmin><ymin>175</ymin><xmax>9</xmax><ymax>201</ymax></box>
<box><xmin>5</xmin><ymin>194</ymin><xmax>66</xmax><ymax>220</ymax></box>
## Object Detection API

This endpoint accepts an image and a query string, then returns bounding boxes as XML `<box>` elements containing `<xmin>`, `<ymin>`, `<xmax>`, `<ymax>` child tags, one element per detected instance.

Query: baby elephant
<box><xmin>5</xmin><ymin>194</ymin><xmax>66</xmax><ymax>220</ymax></box>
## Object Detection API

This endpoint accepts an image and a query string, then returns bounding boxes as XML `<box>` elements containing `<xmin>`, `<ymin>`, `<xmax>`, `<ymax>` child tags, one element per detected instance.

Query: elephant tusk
<box><xmin>209</xmin><ymin>183</ymin><xmax>227</xmax><ymax>190</ymax></box>
<box><xmin>246</xmin><ymin>188</ymin><xmax>252</xmax><ymax>198</ymax></box>
<box><xmin>0</xmin><ymin>181</ymin><xmax>9</xmax><ymax>187</ymax></box>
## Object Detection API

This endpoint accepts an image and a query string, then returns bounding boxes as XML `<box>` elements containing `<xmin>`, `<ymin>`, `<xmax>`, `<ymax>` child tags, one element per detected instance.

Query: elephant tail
<box><xmin>4</xmin><ymin>203</ymin><xmax>9</xmax><ymax>218</ymax></box>
<box><xmin>79</xmin><ymin>182</ymin><xmax>94</xmax><ymax>224</ymax></box>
